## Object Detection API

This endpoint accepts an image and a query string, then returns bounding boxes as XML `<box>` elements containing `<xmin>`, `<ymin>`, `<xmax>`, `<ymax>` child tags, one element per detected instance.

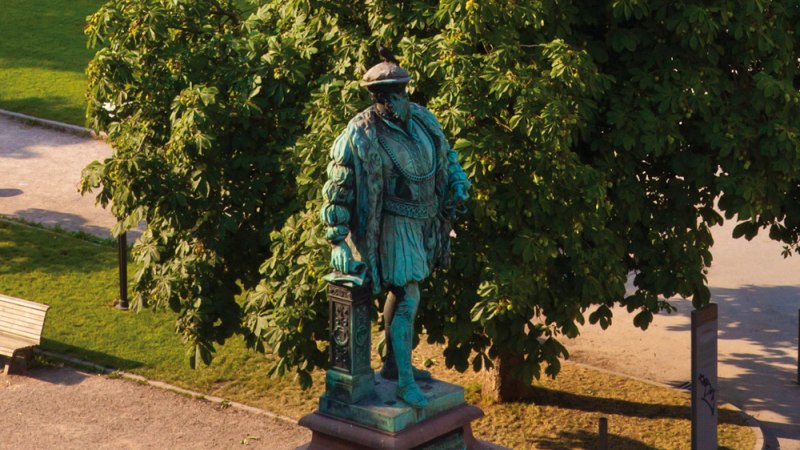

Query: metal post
<box><xmin>116</xmin><ymin>232</ymin><xmax>128</xmax><ymax>311</ymax></box>
<box><xmin>797</xmin><ymin>308</ymin><xmax>799</xmax><ymax>385</ymax></box>
<box><xmin>598</xmin><ymin>416</ymin><xmax>608</xmax><ymax>450</ymax></box>
<box><xmin>691</xmin><ymin>303</ymin><xmax>718</xmax><ymax>450</ymax></box>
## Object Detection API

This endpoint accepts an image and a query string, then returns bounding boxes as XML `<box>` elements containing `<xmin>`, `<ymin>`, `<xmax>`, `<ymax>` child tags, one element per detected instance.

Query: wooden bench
<box><xmin>0</xmin><ymin>293</ymin><xmax>49</xmax><ymax>375</ymax></box>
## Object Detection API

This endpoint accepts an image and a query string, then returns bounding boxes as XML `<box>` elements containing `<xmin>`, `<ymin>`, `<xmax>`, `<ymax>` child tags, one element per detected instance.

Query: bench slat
<box><xmin>0</xmin><ymin>294</ymin><xmax>50</xmax><ymax>312</ymax></box>
<box><xmin>0</xmin><ymin>333</ymin><xmax>36</xmax><ymax>346</ymax></box>
<box><xmin>0</xmin><ymin>333</ymin><xmax>36</xmax><ymax>357</ymax></box>
<box><xmin>0</xmin><ymin>300</ymin><xmax>48</xmax><ymax>314</ymax></box>
<box><xmin>0</xmin><ymin>306</ymin><xmax>46</xmax><ymax>324</ymax></box>
<box><xmin>0</xmin><ymin>314</ymin><xmax>43</xmax><ymax>331</ymax></box>
<box><xmin>0</xmin><ymin>295</ymin><xmax>49</xmax><ymax>356</ymax></box>
<box><xmin>0</xmin><ymin>318</ymin><xmax>43</xmax><ymax>341</ymax></box>
<box><xmin>0</xmin><ymin>300</ymin><xmax>49</xmax><ymax>314</ymax></box>
<box><xmin>0</xmin><ymin>308</ymin><xmax>47</xmax><ymax>325</ymax></box>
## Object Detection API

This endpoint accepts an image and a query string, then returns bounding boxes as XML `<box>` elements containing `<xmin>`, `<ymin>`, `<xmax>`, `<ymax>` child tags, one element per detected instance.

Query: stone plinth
<box><xmin>320</xmin><ymin>375</ymin><xmax>466</xmax><ymax>433</ymax></box>
<box><xmin>303</xmin><ymin>281</ymin><xmax>507</xmax><ymax>449</ymax></box>
<box><xmin>297</xmin><ymin>403</ymin><xmax>488</xmax><ymax>450</ymax></box>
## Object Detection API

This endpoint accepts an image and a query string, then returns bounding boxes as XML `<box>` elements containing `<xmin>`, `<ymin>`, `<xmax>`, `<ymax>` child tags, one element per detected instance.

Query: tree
<box><xmin>81</xmin><ymin>0</ymin><xmax>317</xmax><ymax>366</ymax></box>
<box><xmin>84</xmin><ymin>0</ymin><xmax>800</xmax><ymax>395</ymax></box>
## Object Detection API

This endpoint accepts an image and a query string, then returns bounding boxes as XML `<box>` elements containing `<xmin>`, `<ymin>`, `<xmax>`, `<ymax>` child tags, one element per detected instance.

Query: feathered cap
<box><xmin>360</xmin><ymin>45</ymin><xmax>412</xmax><ymax>88</ymax></box>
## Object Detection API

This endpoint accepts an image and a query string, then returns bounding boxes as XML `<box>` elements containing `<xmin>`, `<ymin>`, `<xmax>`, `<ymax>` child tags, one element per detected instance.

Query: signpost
<box><xmin>691</xmin><ymin>303</ymin><xmax>718</xmax><ymax>450</ymax></box>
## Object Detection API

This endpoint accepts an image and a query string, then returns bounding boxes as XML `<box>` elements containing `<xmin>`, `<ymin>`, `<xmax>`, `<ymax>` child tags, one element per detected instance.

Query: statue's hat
<box><xmin>360</xmin><ymin>46</ymin><xmax>411</xmax><ymax>87</ymax></box>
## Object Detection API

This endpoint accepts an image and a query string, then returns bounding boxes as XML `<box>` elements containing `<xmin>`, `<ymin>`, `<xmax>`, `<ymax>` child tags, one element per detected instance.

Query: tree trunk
<box><xmin>480</xmin><ymin>353</ymin><xmax>535</xmax><ymax>402</ymax></box>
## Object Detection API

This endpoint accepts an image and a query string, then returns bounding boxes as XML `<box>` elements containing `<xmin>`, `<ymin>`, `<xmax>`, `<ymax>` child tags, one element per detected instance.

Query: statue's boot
<box><xmin>396</xmin><ymin>380</ymin><xmax>428</xmax><ymax>408</ymax></box>
<box><xmin>393</xmin><ymin>341</ymin><xmax>428</xmax><ymax>408</ymax></box>
<box><xmin>382</xmin><ymin>284</ymin><xmax>432</xmax><ymax>382</ymax></box>
<box><xmin>390</xmin><ymin>286</ymin><xmax>428</xmax><ymax>408</ymax></box>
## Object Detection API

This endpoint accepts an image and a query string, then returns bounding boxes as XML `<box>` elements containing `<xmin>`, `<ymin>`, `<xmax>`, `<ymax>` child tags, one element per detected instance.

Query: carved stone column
<box><xmin>322</xmin><ymin>281</ymin><xmax>375</xmax><ymax>405</ymax></box>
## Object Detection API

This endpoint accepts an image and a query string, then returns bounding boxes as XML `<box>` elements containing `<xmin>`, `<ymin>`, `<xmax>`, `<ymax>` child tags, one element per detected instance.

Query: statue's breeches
<box><xmin>379</xmin><ymin>214</ymin><xmax>436</xmax><ymax>287</ymax></box>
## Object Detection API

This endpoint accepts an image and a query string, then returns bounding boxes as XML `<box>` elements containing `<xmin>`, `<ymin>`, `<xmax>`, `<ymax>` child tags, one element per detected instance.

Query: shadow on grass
<box><xmin>524</xmin><ymin>385</ymin><xmax>747</xmax><ymax>427</ymax></box>
<box><xmin>535</xmin><ymin>430</ymin><xmax>741</xmax><ymax>450</ymax></box>
<box><xmin>0</xmin><ymin>218</ymin><xmax>116</xmax><ymax>276</ymax></box>
<box><xmin>11</xmin><ymin>208</ymin><xmax>113</xmax><ymax>240</ymax></box>
<box><xmin>42</xmin><ymin>338</ymin><xmax>144</xmax><ymax>371</ymax></box>
<box><xmin>0</xmin><ymin>1</ymin><xmax>100</xmax><ymax>72</ymax></box>
<box><xmin>533</xmin><ymin>430</ymin><xmax>657</xmax><ymax>450</ymax></box>
<box><xmin>0</xmin><ymin>95</ymin><xmax>87</xmax><ymax>127</ymax></box>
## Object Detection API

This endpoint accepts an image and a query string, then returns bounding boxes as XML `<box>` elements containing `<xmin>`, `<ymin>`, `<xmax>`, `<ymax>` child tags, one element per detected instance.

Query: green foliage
<box><xmin>245</xmin><ymin>0</ymin><xmax>800</xmax><ymax>387</ymax></box>
<box><xmin>84</xmin><ymin>0</ymin><xmax>800</xmax><ymax>387</ymax></box>
<box><xmin>81</xmin><ymin>0</ymin><xmax>310</xmax><ymax>367</ymax></box>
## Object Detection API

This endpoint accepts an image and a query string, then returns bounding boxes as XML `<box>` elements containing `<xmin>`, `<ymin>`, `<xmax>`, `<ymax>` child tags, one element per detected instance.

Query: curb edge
<box><xmin>0</xmin><ymin>108</ymin><xmax>106</xmax><ymax>140</ymax></box>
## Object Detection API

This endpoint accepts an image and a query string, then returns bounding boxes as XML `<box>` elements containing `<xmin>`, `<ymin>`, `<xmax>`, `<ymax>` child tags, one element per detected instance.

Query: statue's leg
<box><xmin>392</xmin><ymin>282</ymin><xmax>428</xmax><ymax>408</ymax></box>
<box><xmin>381</xmin><ymin>287</ymin><xmax>432</xmax><ymax>380</ymax></box>
<box><xmin>381</xmin><ymin>287</ymin><xmax>400</xmax><ymax>377</ymax></box>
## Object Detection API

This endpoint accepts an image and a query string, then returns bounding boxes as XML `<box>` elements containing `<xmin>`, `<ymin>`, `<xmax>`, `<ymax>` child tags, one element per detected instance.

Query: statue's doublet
<box><xmin>375</xmin><ymin>113</ymin><xmax>438</xmax><ymax>287</ymax></box>
<box><xmin>321</xmin><ymin>103</ymin><xmax>470</xmax><ymax>294</ymax></box>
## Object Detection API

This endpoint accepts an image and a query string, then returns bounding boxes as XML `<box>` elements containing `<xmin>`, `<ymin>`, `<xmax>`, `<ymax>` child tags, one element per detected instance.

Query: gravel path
<box><xmin>0</xmin><ymin>367</ymin><xmax>309</xmax><ymax>450</ymax></box>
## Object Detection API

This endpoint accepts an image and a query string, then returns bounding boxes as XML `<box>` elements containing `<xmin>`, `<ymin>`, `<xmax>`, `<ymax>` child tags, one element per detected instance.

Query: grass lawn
<box><xmin>0</xmin><ymin>0</ymin><xmax>258</xmax><ymax>126</ymax></box>
<box><xmin>0</xmin><ymin>0</ymin><xmax>103</xmax><ymax>125</ymax></box>
<box><xmin>0</xmin><ymin>218</ymin><xmax>755</xmax><ymax>449</ymax></box>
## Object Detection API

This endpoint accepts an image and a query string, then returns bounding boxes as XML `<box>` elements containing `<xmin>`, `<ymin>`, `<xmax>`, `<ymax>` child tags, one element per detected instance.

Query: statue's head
<box><xmin>362</xmin><ymin>48</ymin><xmax>412</xmax><ymax>124</ymax></box>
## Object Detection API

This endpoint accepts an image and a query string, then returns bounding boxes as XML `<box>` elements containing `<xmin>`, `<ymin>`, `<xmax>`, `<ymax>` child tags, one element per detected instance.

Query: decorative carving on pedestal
<box><xmin>325</xmin><ymin>281</ymin><xmax>375</xmax><ymax>405</ymax></box>
<box><xmin>332</xmin><ymin>301</ymin><xmax>351</xmax><ymax>370</ymax></box>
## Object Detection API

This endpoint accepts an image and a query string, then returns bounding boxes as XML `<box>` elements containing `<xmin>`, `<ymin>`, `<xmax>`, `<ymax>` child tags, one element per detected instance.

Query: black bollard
<box><xmin>116</xmin><ymin>232</ymin><xmax>129</xmax><ymax>311</ymax></box>
<box><xmin>598</xmin><ymin>416</ymin><xmax>608</xmax><ymax>450</ymax></box>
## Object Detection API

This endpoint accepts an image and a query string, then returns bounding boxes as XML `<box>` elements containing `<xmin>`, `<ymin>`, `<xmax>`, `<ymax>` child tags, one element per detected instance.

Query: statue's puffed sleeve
<box><xmin>445</xmin><ymin>141</ymin><xmax>470</xmax><ymax>193</ymax></box>
<box><xmin>320</xmin><ymin>130</ymin><xmax>356</xmax><ymax>245</ymax></box>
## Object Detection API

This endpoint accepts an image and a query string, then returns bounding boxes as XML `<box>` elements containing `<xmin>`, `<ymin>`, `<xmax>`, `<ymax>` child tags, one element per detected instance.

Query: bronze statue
<box><xmin>321</xmin><ymin>48</ymin><xmax>470</xmax><ymax>407</ymax></box>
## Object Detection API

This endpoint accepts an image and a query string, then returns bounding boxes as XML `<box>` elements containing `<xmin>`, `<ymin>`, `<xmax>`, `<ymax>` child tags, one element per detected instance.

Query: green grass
<box><xmin>0</xmin><ymin>0</ymin><xmax>258</xmax><ymax>126</ymax></box>
<box><xmin>0</xmin><ymin>218</ymin><xmax>755</xmax><ymax>449</ymax></box>
<box><xmin>0</xmin><ymin>0</ymin><xmax>103</xmax><ymax>125</ymax></box>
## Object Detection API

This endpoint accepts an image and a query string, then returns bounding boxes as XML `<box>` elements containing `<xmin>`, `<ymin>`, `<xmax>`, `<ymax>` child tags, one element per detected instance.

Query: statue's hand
<box><xmin>445</xmin><ymin>183</ymin><xmax>469</xmax><ymax>217</ymax></box>
<box><xmin>331</xmin><ymin>242</ymin><xmax>354</xmax><ymax>274</ymax></box>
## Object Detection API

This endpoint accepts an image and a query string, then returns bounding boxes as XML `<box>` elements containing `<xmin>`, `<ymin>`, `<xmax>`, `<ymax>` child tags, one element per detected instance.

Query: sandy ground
<box><xmin>0</xmin><ymin>366</ymin><xmax>309</xmax><ymax>450</ymax></box>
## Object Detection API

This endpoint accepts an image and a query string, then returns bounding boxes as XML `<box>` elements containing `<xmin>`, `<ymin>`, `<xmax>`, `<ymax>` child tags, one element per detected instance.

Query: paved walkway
<box><xmin>1</xmin><ymin>114</ymin><xmax>798</xmax><ymax>448</ymax></box>
<box><xmin>0</xmin><ymin>115</ymin><xmax>118</xmax><ymax>238</ymax></box>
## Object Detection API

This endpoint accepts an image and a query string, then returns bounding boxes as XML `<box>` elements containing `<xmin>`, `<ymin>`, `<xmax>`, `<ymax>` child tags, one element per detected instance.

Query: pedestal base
<box><xmin>320</xmin><ymin>374</ymin><xmax>466</xmax><ymax>433</ymax></box>
<box><xmin>298</xmin><ymin>403</ymin><xmax>502</xmax><ymax>450</ymax></box>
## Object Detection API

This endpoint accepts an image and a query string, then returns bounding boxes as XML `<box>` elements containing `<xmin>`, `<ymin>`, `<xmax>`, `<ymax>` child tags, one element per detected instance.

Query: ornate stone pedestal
<box><xmin>297</xmin><ymin>281</ymin><xmax>506</xmax><ymax>450</ymax></box>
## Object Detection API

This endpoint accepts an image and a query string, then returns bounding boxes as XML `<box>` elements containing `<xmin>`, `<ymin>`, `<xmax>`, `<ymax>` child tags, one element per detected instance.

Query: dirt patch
<box><xmin>0</xmin><ymin>367</ymin><xmax>309</xmax><ymax>450</ymax></box>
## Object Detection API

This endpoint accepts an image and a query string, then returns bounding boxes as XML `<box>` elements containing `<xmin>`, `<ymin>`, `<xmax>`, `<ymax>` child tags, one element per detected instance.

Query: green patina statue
<box><xmin>321</xmin><ymin>49</ymin><xmax>470</xmax><ymax>408</ymax></box>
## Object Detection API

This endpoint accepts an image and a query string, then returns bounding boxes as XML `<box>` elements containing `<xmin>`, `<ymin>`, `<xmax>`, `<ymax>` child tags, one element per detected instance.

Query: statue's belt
<box><xmin>383</xmin><ymin>196</ymin><xmax>439</xmax><ymax>219</ymax></box>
